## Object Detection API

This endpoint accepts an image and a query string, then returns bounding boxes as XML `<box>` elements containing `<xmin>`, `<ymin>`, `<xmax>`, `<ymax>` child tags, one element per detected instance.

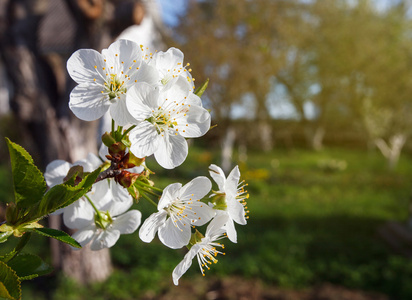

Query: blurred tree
<box><xmin>0</xmin><ymin>0</ymin><xmax>151</xmax><ymax>284</ymax></box>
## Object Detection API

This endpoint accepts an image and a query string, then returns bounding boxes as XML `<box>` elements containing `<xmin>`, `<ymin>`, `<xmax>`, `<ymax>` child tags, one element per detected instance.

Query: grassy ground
<box><xmin>2</xmin><ymin>146</ymin><xmax>412</xmax><ymax>299</ymax></box>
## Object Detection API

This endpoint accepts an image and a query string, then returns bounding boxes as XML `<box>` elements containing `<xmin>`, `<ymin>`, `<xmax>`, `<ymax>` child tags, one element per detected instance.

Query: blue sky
<box><xmin>157</xmin><ymin>0</ymin><xmax>188</xmax><ymax>27</ymax></box>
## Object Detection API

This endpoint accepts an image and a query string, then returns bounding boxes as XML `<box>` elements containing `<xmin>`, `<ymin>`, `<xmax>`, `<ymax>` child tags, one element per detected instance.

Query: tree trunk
<box><xmin>374</xmin><ymin>134</ymin><xmax>406</xmax><ymax>170</ymax></box>
<box><xmin>1</xmin><ymin>0</ymin><xmax>113</xmax><ymax>285</ymax></box>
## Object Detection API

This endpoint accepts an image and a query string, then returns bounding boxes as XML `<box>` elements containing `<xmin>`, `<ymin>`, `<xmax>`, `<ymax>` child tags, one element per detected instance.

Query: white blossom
<box><xmin>139</xmin><ymin>176</ymin><xmax>215</xmax><ymax>249</ymax></box>
<box><xmin>67</xmin><ymin>39</ymin><xmax>158</xmax><ymax>125</ymax></box>
<box><xmin>126</xmin><ymin>77</ymin><xmax>210</xmax><ymax>169</ymax></box>
<box><xmin>208</xmin><ymin>164</ymin><xmax>249</xmax><ymax>243</ymax></box>
<box><xmin>172</xmin><ymin>214</ymin><xmax>228</xmax><ymax>285</ymax></box>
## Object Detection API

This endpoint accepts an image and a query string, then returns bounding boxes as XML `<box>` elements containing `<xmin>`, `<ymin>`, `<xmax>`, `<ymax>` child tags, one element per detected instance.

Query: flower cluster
<box><xmin>45</xmin><ymin>40</ymin><xmax>251</xmax><ymax>285</ymax></box>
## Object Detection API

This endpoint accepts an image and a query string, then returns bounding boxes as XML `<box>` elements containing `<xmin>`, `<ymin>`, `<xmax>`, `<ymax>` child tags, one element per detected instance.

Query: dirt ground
<box><xmin>141</xmin><ymin>277</ymin><xmax>390</xmax><ymax>300</ymax></box>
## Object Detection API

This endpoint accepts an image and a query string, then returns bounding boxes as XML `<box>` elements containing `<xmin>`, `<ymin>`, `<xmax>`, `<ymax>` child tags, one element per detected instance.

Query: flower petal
<box><xmin>172</xmin><ymin>245</ymin><xmax>199</xmax><ymax>285</ymax></box>
<box><xmin>63</xmin><ymin>198</ymin><xmax>95</xmax><ymax>229</ymax></box>
<box><xmin>139</xmin><ymin>210</ymin><xmax>167</xmax><ymax>243</ymax></box>
<box><xmin>67</xmin><ymin>49</ymin><xmax>105</xmax><ymax>85</ymax></box>
<box><xmin>225</xmin><ymin>166</ymin><xmax>240</xmax><ymax>198</ymax></box>
<box><xmin>208</xmin><ymin>164</ymin><xmax>226</xmax><ymax>191</ymax></box>
<box><xmin>205</xmin><ymin>213</ymin><xmax>229</xmax><ymax>238</ymax></box>
<box><xmin>126</xmin><ymin>83</ymin><xmax>158</xmax><ymax>121</ymax></box>
<box><xmin>179</xmin><ymin>176</ymin><xmax>211</xmax><ymax>202</ymax></box>
<box><xmin>177</xmin><ymin>105</ymin><xmax>211</xmax><ymax>138</ymax></box>
<box><xmin>111</xmin><ymin>180</ymin><xmax>133</xmax><ymax>202</ymax></box>
<box><xmin>227</xmin><ymin>197</ymin><xmax>247</xmax><ymax>225</ymax></box>
<box><xmin>110</xmin><ymin>95</ymin><xmax>138</xmax><ymax>126</ymax></box>
<box><xmin>154</xmin><ymin>132</ymin><xmax>188</xmax><ymax>169</ymax></box>
<box><xmin>158</xmin><ymin>182</ymin><xmax>182</xmax><ymax>210</ymax></box>
<box><xmin>71</xmin><ymin>224</ymin><xmax>96</xmax><ymax>248</ymax></box>
<box><xmin>158</xmin><ymin>217</ymin><xmax>191</xmax><ymax>249</ymax></box>
<box><xmin>129</xmin><ymin>121</ymin><xmax>159</xmax><ymax>158</ymax></box>
<box><xmin>112</xmin><ymin>210</ymin><xmax>142</xmax><ymax>234</ymax></box>
<box><xmin>69</xmin><ymin>84</ymin><xmax>110</xmax><ymax>121</ymax></box>
<box><xmin>44</xmin><ymin>160</ymin><xmax>72</xmax><ymax>187</ymax></box>
<box><xmin>224</xmin><ymin>216</ymin><xmax>237</xmax><ymax>243</ymax></box>
<box><xmin>90</xmin><ymin>229</ymin><xmax>120</xmax><ymax>250</ymax></box>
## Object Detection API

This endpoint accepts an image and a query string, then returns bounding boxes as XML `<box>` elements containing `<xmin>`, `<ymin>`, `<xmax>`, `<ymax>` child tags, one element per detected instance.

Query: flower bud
<box><xmin>102</xmin><ymin>132</ymin><xmax>116</xmax><ymax>147</ymax></box>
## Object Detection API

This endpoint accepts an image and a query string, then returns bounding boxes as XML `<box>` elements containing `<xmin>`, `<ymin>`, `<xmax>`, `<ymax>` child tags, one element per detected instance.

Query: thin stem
<box><xmin>141</xmin><ymin>192</ymin><xmax>158</xmax><ymax>208</ymax></box>
<box><xmin>139</xmin><ymin>187</ymin><xmax>161</xmax><ymax>198</ymax></box>
<box><xmin>135</xmin><ymin>181</ymin><xmax>164</xmax><ymax>193</ymax></box>
<box><xmin>4</xmin><ymin>232</ymin><xmax>31</xmax><ymax>263</ymax></box>
<box><xmin>121</xmin><ymin>125</ymin><xmax>136</xmax><ymax>139</ymax></box>
<box><xmin>111</xmin><ymin>119</ymin><xmax>115</xmax><ymax>134</ymax></box>
<box><xmin>85</xmin><ymin>195</ymin><xmax>102</xmax><ymax>219</ymax></box>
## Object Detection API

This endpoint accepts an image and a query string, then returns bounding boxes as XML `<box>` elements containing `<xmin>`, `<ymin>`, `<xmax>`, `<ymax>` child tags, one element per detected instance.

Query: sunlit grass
<box><xmin>3</xmin><ymin>146</ymin><xmax>412</xmax><ymax>299</ymax></box>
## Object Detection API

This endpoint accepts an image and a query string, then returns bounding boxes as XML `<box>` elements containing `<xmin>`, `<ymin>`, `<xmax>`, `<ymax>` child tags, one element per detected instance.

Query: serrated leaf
<box><xmin>24</xmin><ymin>167</ymin><xmax>101</xmax><ymax>222</ymax></box>
<box><xmin>194</xmin><ymin>79</ymin><xmax>209</xmax><ymax>97</ymax></box>
<box><xmin>5</xmin><ymin>138</ymin><xmax>46</xmax><ymax>208</ymax></box>
<box><xmin>32</xmin><ymin>228</ymin><xmax>81</xmax><ymax>248</ymax></box>
<box><xmin>7</xmin><ymin>254</ymin><xmax>52</xmax><ymax>281</ymax></box>
<box><xmin>0</xmin><ymin>261</ymin><xmax>21</xmax><ymax>300</ymax></box>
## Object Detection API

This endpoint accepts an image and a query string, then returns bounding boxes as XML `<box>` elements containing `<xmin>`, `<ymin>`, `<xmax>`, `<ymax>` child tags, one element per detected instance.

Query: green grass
<box><xmin>3</xmin><ymin>146</ymin><xmax>412</xmax><ymax>299</ymax></box>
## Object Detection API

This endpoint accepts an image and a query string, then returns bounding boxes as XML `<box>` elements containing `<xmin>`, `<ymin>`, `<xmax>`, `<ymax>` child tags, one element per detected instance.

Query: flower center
<box><xmin>147</xmin><ymin>108</ymin><xmax>178</xmax><ymax>134</ymax></box>
<box><xmin>104</xmin><ymin>74</ymin><xmax>127</xmax><ymax>100</ymax></box>
<box><xmin>164</xmin><ymin>198</ymin><xmax>189</xmax><ymax>231</ymax></box>
<box><xmin>197</xmin><ymin>240</ymin><xmax>225</xmax><ymax>276</ymax></box>
<box><xmin>94</xmin><ymin>211</ymin><xmax>113</xmax><ymax>230</ymax></box>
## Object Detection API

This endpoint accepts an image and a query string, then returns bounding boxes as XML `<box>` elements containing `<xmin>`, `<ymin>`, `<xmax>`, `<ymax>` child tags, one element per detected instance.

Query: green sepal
<box><xmin>31</xmin><ymin>228</ymin><xmax>81</xmax><ymax>248</ymax></box>
<box><xmin>5</xmin><ymin>138</ymin><xmax>46</xmax><ymax>209</ymax></box>
<box><xmin>121</xmin><ymin>139</ymin><xmax>131</xmax><ymax>148</ymax></box>
<box><xmin>0</xmin><ymin>261</ymin><xmax>21</xmax><ymax>300</ymax></box>
<box><xmin>194</xmin><ymin>79</ymin><xmax>209</xmax><ymax>97</ymax></box>
<box><xmin>7</xmin><ymin>254</ymin><xmax>52</xmax><ymax>281</ymax></box>
<box><xmin>0</xmin><ymin>232</ymin><xmax>13</xmax><ymax>244</ymax></box>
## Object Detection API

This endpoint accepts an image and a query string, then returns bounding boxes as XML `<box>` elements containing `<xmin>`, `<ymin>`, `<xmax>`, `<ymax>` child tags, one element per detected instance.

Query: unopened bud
<box><xmin>102</xmin><ymin>132</ymin><xmax>116</xmax><ymax>147</ymax></box>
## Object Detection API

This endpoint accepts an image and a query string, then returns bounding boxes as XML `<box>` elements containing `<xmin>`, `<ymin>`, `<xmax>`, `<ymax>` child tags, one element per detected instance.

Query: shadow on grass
<box><xmin>220</xmin><ymin>214</ymin><xmax>412</xmax><ymax>299</ymax></box>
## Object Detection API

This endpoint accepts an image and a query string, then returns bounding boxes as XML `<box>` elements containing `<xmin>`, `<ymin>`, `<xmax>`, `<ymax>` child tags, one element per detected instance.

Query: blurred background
<box><xmin>2</xmin><ymin>0</ymin><xmax>412</xmax><ymax>299</ymax></box>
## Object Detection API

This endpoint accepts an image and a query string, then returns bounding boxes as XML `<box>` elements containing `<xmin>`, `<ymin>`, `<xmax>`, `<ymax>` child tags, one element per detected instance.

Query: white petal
<box><xmin>69</xmin><ymin>84</ymin><xmax>110</xmax><ymax>121</ymax></box>
<box><xmin>188</xmin><ymin>203</ymin><xmax>215</xmax><ymax>226</ymax></box>
<box><xmin>104</xmin><ymin>39</ymin><xmax>142</xmax><ymax>74</ymax></box>
<box><xmin>225</xmin><ymin>166</ymin><xmax>240</xmax><ymax>197</ymax></box>
<box><xmin>177</xmin><ymin>105</ymin><xmax>211</xmax><ymax>138</ymax></box>
<box><xmin>179</xmin><ymin>176</ymin><xmax>211</xmax><ymax>200</ymax></box>
<box><xmin>131</xmin><ymin>62</ymin><xmax>159</xmax><ymax>86</ymax></box>
<box><xmin>111</xmin><ymin>210</ymin><xmax>142</xmax><ymax>234</ymax></box>
<box><xmin>129</xmin><ymin>121</ymin><xmax>159</xmax><ymax>158</ymax></box>
<box><xmin>158</xmin><ymin>182</ymin><xmax>182</xmax><ymax>210</ymax></box>
<box><xmin>208</xmin><ymin>164</ymin><xmax>226</xmax><ymax>191</ymax></box>
<box><xmin>90</xmin><ymin>229</ymin><xmax>120</xmax><ymax>250</ymax></box>
<box><xmin>158</xmin><ymin>217</ymin><xmax>191</xmax><ymax>249</ymax></box>
<box><xmin>161</xmin><ymin>76</ymin><xmax>191</xmax><ymax>103</ymax></box>
<box><xmin>67</xmin><ymin>49</ymin><xmax>105</xmax><ymax>85</ymax></box>
<box><xmin>152</xmin><ymin>47</ymin><xmax>184</xmax><ymax>75</ymax></box>
<box><xmin>111</xmin><ymin>181</ymin><xmax>133</xmax><ymax>202</ymax></box>
<box><xmin>227</xmin><ymin>197</ymin><xmax>247</xmax><ymax>225</ymax></box>
<box><xmin>205</xmin><ymin>213</ymin><xmax>229</xmax><ymax>238</ymax></box>
<box><xmin>172</xmin><ymin>245</ymin><xmax>199</xmax><ymax>285</ymax></box>
<box><xmin>71</xmin><ymin>224</ymin><xmax>96</xmax><ymax>248</ymax></box>
<box><xmin>139</xmin><ymin>210</ymin><xmax>167</xmax><ymax>243</ymax></box>
<box><xmin>110</xmin><ymin>95</ymin><xmax>138</xmax><ymax>126</ymax></box>
<box><xmin>126</xmin><ymin>83</ymin><xmax>158</xmax><ymax>121</ymax></box>
<box><xmin>103</xmin><ymin>196</ymin><xmax>133</xmax><ymax>217</ymax></box>
<box><xmin>187</xmin><ymin>92</ymin><xmax>203</xmax><ymax>106</ymax></box>
<box><xmin>87</xmin><ymin>180</ymin><xmax>112</xmax><ymax>209</ymax></box>
<box><xmin>63</xmin><ymin>198</ymin><xmax>95</xmax><ymax>229</ymax></box>
<box><xmin>224</xmin><ymin>216</ymin><xmax>237</xmax><ymax>243</ymax></box>
<box><xmin>154</xmin><ymin>133</ymin><xmax>188</xmax><ymax>169</ymax></box>
<box><xmin>44</xmin><ymin>160</ymin><xmax>72</xmax><ymax>187</ymax></box>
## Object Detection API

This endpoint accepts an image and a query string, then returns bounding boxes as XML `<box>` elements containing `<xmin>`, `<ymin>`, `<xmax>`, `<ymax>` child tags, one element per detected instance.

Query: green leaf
<box><xmin>194</xmin><ymin>79</ymin><xmax>209</xmax><ymax>97</ymax></box>
<box><xmin>0</xmin><ymin>261</ymin><xmax>21</xmax><ymax>300</ymax></box>
<box><xmin>5</xmin><ymin>138</ymin><xmax>46</xmax><ymax>208</ymax></box>
<box><xmin>24</xmin><ymin>167</ymin><xmax>101</xmax><ymax>222</ymax></box>
<box><xmin>32</xmin><ymin>228</ymin><xmax>81</xmax><ymax>248</ymax></box>
<box><xmin>7</xmin><ymin>254</ymin><xmax>52</xmax><ymax>281</ymax></box>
